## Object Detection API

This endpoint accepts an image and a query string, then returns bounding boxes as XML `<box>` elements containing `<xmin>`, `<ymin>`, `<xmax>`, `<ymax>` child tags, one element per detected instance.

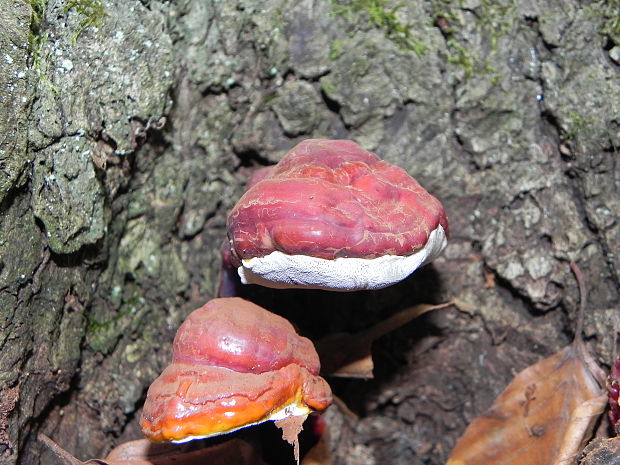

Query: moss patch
<box><xmin>64</xmin><ymin>0</ymin><xmax>105</xmax><ymax>42</ymax></box>
<box><xmin>597</xmin><ymin>0</ymin><xmax>620</xmax><ymax>43</ymax></box>
<box><xmin>432</xmin><ymin>0</ymin><xmax>515</xmax><ymax>79</ymax></box>
<box><xmin>330</xmin><ymin>0</ymin><xmax>427</xmax><ymax>55</ymax></box>
<box><xmin>27</xmin><ymin>0</ymin><xmax>47</xmax><ymax>58</ymax></box>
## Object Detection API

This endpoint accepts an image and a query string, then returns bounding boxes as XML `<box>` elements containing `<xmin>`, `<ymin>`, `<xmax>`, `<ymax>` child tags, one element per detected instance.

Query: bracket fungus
<box><xmin>140</xmin><ymin>297</ymin><xmax>332</xmax><ymax>457</ymax></box>
<box><xmin>226</xmin><ymin>139</ymin><xmax>448</xmax><ymax>291</ymax></box>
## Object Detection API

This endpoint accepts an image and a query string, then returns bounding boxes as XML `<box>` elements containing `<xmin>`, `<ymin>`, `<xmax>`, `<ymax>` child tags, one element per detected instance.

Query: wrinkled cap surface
<box><xmin>226</xmin><ymin>139</ymin><xmax>449</xmax><ymax>291</ymax></box>
<box><xmin>140</xmin><ymin>298</ymin><xmax>332</xmax><ymax>443</ymax></box>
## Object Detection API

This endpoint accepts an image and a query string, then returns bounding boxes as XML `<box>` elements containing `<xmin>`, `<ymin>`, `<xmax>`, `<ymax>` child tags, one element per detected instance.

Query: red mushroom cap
<box><xmin>226</xmin><ymin>139</ymin><xmax>448</xmax><ymax>290</ymax></box>
<box><xmin>140</xmin><ymin>298</ymin><xmax>332</xmax><ymax>443</ymax></box>
<box><xmin>171</xmin><ymin>297</ymin><xmax>319</xmax><ymax>374</ymax></box>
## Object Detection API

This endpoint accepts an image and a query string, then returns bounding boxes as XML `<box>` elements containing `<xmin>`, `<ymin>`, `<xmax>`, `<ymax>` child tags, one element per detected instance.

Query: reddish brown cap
<box><xmin>140</xmin><ymin>298</ymin><xmax>332</xmax><ymax>443</ymax></box>
<box><xmin>226</xmin><ymin>139</ymin><xmax>448</xmax><ymax>290</ymax></box>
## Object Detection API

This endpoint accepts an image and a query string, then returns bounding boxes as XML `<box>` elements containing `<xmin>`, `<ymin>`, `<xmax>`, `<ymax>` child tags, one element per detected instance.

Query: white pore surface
<box><xmin>237</xmin><ymin>225</ymin><xmax>447</xmax><ymax>291</ymax></box>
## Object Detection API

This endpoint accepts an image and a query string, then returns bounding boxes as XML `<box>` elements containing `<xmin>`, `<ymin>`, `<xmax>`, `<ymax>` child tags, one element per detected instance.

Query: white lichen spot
<box><xmin>60</xmin><ymin>59</ymin><xmax>74</xmax><ymax>72</ymax></box>
<box><xmin>4</xmin><ymin>54</ymin><xmax>13</xmax><ymax>64</ymax></box>
<box><xmin>525</xmin><ymin>255</ymin><xmax>552</xmax><ymax>280</ymax></box>
<box><xmin>502</xmin><ymin>260</ymin><xmax>524</xmax><ymax>280</ymax></box>
<box><xmin>115</xmin><ymin>30</ymin><xmax>124</xmax><ymax>40</ymax></box>
<box><xmin>595</xmin><ymin>206</ymin><xmax>612</xmax><ymax>217</ymax></box>
<box><xmin>128</xmin><ymin>49</ymin><xmax>140</xmax><ymax>62</ymax></box>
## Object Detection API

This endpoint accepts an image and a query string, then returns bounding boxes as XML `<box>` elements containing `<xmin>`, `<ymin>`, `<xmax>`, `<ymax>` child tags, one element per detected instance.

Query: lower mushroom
<box><xmin>140</xmin><ymin>297</ymin><xmax>332</xmax><ymax>463</ymax></box>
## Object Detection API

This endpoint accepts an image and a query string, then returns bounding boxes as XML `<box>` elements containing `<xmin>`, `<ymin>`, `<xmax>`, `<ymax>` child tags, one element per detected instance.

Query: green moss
<box><xmin>477</xmin><ymin>0</ymin><xmax>517</xmax><ymax>51</ymax></box>
<box><xmin>597</xmin><ymin>0</ymin><xmax>620</xmax><ymax>43</ymax></box>
<box><xmin>86</xmin><ymin>292</ymin><xmax>145</xmax><ymax>354</ymax></box>
<box><xmin>27</xmin><ymin>0</ymin><xmax>105</xmax><ymax>64</ymax></box>
<box><xmin>86</xmin><ymin>313</ymin><xmax>123</xmax><ymax>354</ymax></box>
<box><xmin>328</xmin><ymin>38</ymin><xmax>348</xmax><ymax>60</ymax></box>
<box><xmin>564</xmin><ymin>111</ymin><xmax>593</xmax><ymax>140</ymax></box>
<box><xmin>444</xmin><ymin>37</ymin><xmax>498</xmax><ymax>79</ymax></box>
<box><xmin>320</xmin><ymin>78</ymin><xmax>336</xmax><ymax>95</ymax></box>
<box><xmin>27</xmin><ymin>1</ymin><xmax>62</xmax><ymax>94</ymax></box>
<box><xmin>27</xmin><ymin>0</ymin><xmax>48</xmax><ymax>67</ymax></box>
<box><xmin>28</xmin><ymin>0</ymin><xmax>46</xmax><ymax>37</ymax></box>
<box><xmin>63</xmin><ymin>0</ymin><xmax>106</xmax><ymax>43</ymax></box>
<box><xmin>432</xmin><ymin>0</ymin><xmax>513</xmax><ymax>80</ymax></box>
<box><xmin>330</xmin><ymin>0</ymin><xmax>427</xmax><ymax>56</ymax></box>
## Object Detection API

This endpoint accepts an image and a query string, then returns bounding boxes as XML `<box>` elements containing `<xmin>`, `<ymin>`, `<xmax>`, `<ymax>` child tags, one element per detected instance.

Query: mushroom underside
<box><xmin>238</xmin><ymin>224</ymin><xmax>447</xmax><ymax>291</ymax></box>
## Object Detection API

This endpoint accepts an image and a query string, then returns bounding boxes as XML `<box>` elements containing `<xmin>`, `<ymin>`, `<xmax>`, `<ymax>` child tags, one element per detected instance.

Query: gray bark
<box><xmin>1</xmin><ymin>0</ymin><xmax>619</xmax><ymax>464</ymax></box>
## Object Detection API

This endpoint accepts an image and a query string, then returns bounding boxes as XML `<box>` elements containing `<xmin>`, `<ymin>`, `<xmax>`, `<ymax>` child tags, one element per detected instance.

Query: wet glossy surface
<box><xmin>140</xmin><ymin>298</ymin><xmax>332</xmax><ymax>442</ymax></box>
<box><xmin>227</xmin><ymin>139</ymin><xmax>448</xmax><ymax>261</ymax></box>
<box><xmin>172</xmin><ymin>298</ymin><xmax>319</xmax><ymax>374</ymax></box>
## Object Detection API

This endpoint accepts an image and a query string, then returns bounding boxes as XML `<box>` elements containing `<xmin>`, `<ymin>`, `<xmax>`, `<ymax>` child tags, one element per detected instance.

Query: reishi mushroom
<box><xmin>140</xmin><ymin>297</ymin><xmax>332</xmax><ymax>452</ymax></box>
<box><xmin>226</xmin><ymin>138</ymin><xmax>449</xmax><ymax>291</ymax></box>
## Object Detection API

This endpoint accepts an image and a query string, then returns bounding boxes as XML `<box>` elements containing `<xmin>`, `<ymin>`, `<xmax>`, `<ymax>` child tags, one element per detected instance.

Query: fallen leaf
<box><xmin>316</xmin><ymin>302</ymin><xmax>452</xmax><ymax>378</ymax></box>
<box><xmin>446</xmin><ymin>263</ymin><xmax>607</xmax><ymax>465</ymax></box>
<box><xmin>39</xmin><ymin>434</ymin><xmax>81</xmax><ymax>465</ymax></box>
<box><xmin>446</xmin><ymin>339</ymin><xmax>607</xmax><ymax>465</ymax></box>
<box><xmin>39</xmin><ymin>433</ymin><xmax>266</xmax><ymax>465</ymax></box>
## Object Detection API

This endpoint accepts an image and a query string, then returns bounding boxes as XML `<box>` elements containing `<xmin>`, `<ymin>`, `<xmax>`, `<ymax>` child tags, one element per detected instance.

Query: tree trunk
<box><xmin>1</xmin><ymin>0</ymin><xmax>618</xmax><ymax>464</ymax></box>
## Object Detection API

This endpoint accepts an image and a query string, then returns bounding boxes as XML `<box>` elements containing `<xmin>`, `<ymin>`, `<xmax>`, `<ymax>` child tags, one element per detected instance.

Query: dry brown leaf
<box><xmin>39</xmin><ymin>433</ymin><xmax>266</xmax><ymax>465</ymax></box>
<box><xmin>446</xmin><ymin>340</ymin><xmax>606</xmax><ymax>465</ymax></box>
<box><xmin>316</xmin><ymin>302</ymin><xmax>452</xmax><ymax>378</ymax></box>
<box><xmin>446</xmin><ymin>263</ymin><xmax>607</xmax><ymax>465</ymax></box>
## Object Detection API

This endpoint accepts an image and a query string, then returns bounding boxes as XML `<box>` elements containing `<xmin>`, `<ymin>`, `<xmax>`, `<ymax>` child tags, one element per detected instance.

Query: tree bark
<box><xmin>1</xmin><ymin>0</ymin><xmax>619</xmax><ymax>464</ymax></box>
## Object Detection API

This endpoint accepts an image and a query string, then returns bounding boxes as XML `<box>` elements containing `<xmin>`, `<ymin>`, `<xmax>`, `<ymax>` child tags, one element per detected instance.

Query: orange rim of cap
<box><xmin>140</xmin><ymin>363</ymin><xmax>330</xmax><ymax>443</ymax></box>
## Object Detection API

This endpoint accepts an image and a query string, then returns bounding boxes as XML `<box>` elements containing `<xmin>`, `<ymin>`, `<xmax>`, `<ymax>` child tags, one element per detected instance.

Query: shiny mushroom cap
<box><xmin>140</xmin><ymin>297</ymin><xmax>332</xmax><ymax>443</ymax></box>
<box><xmin>226</xmin><ymin>139</ymin><xmax>448</xmax><ymax>291</ymax></box>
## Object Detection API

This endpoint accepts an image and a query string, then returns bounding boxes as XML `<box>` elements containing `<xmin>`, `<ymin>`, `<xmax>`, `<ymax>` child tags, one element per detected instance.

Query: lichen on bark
<box><xmin>0</xmin><ymin>0</ymin><xmax>31</xmax><ymax>204</ymax></box>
